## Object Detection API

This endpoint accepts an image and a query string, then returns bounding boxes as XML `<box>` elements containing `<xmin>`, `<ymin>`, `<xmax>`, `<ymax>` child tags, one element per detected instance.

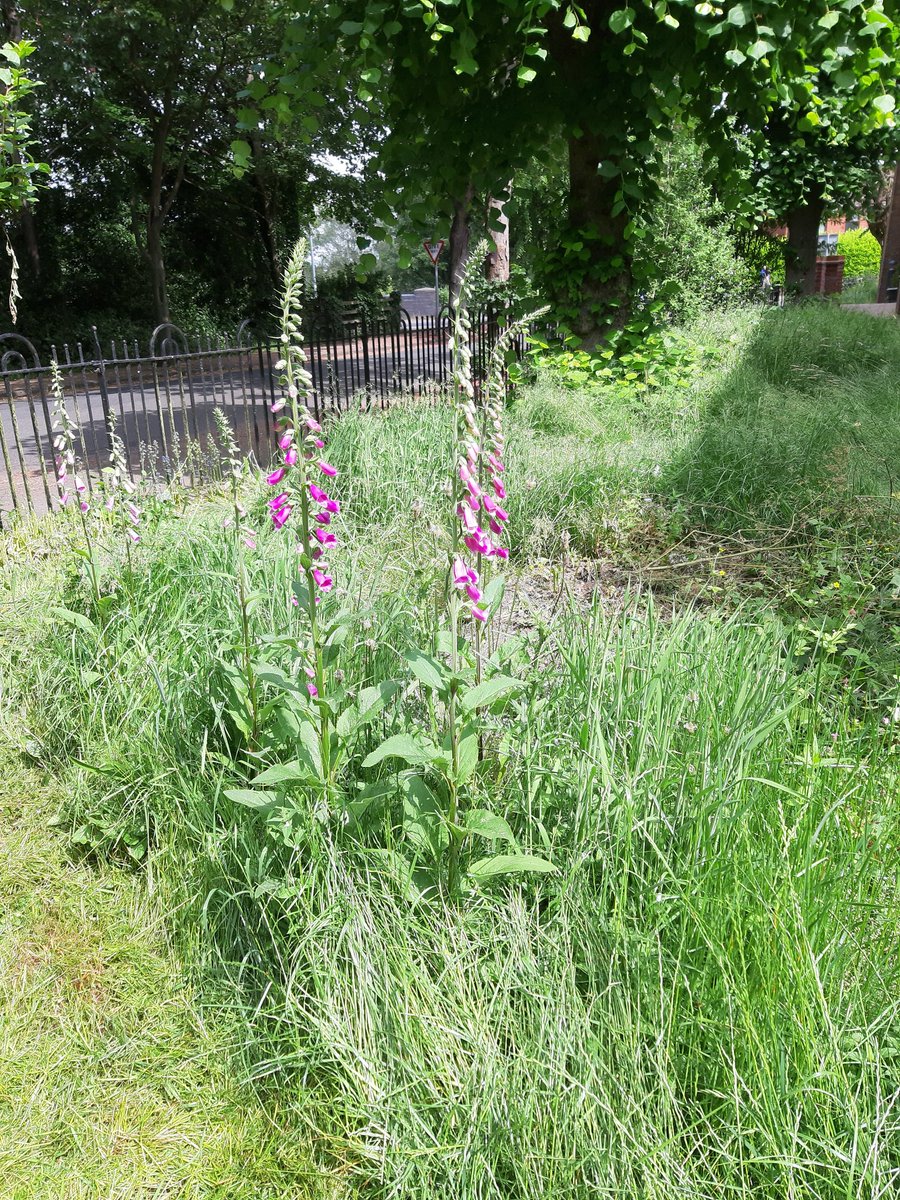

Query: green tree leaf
<box><xmin>748</xmin><ymin>39</ymin><xmax>775</xmax><ymax>60</ymax></box>
<box><xmin>726</xmin><ymin>3</ymin><xmax>752</xmax><ymax>27</ymax></box>
<box><xmin>609</xmin><ymin>9</ymin><xmax>635</xmax><ymax>36</ymax></box>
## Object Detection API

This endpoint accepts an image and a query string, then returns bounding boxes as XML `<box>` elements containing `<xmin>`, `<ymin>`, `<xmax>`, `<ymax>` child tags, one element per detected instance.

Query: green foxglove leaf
<box><xmin>455</xmin><ymin>724</ymin><xmax>479</xmax><ymax>784</ymax></box>
<box><xmin>467</xmin><ymin>854</ymin><xmax>558</xmax><ymax>881</ymax></box>
<box><xmin>255</xmin><ymin>665</ymin><xmax>305</xmax><ymax>696</ymax></box>
<box><xmin>405</xmin><ymin>650</ymin><xmax>446</xmax><ymax>693</ymax></box>
<box><xmin>224</xmin><ymin>788</ymin><xmax>280</xmax><ymax>810</ymax></box>
<box><xmin>336</xmin><ymin>680</ymin><xmax>399</xmax><ymax>738</ymax></box>
<box><xmin>465</xmin><ymin>810</ymin><xmax>516</xmax><ymax>845</ymax></box>
<box><xmin>292</xmin><ymin>579</ymin><xmax>310</xmax><ymax>609</ymax></box>
<box><xmin>460</xmin><ymin>674</ymin><xmax>522</xmax><ymax>714</ymax></box>
<box><xmin>51</xmin><ymin>607</ymin><xmax>98</xmax><ymax>637</ymax></box>
<box><xmin>402</xmin><ymin>775</ymin><xmax>447</xmax><ymax>856</ymax></box>
<box><xmin>480</xmin><ymin>576</ymin><xmax>505</xmax><ymax>616</ymax></box>
<box><xmin>252</xmin><ymin>755</ymin><xmax>319</xmax><ymax>786</ymax></box>
<box><xmin>344</xmin><ymin>780</ymin><xmax>394</xmax><ymax>826</ymax></box>
<box><xmin>363</xmin><ymin>733</ymin><xmax>440</xmax><ymax>769</ymax></box>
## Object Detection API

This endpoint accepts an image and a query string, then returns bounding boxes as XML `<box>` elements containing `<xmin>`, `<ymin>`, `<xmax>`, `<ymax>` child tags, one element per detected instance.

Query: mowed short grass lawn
<box><xmin>0</xmin><ymin>750</ymin><xmax>328</xmax><ymax>1199</ymax></box>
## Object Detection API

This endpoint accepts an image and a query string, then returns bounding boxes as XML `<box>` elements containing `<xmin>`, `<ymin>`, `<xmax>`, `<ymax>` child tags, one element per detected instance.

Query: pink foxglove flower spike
<box><xmin>265</xmin><ymin>236</ymin><xmax>345</xmax><ymax>766</ymax></box>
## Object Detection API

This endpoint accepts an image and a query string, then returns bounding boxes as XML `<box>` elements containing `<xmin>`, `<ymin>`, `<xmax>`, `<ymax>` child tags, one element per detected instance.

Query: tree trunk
<box><xmin>19</xmin><ymin>206</ymin><xmax>39</xmax><ymax>279</ymax></box>
<box><xmin>146</xmin><ymin>214</ymin><xmax>169</xmax><ymax>327</ymax></box>
<box><xmin>1</xmin><ymin>0</ymin><xmax>20</xmax><ymax>39</ymax></box>
<box><xmin>876</xmin><ymin>163</ymin><xmax>900</xmax><ymax>304</ymax></box>
<box><xmin>484</xmin><ymin>193</ymin><xmax>510</xmax><ymax>282</ymax></box>
<box><xmin>143</xmin><ymin>114</ymin><xmax>183</xmax><ymax>327</ymax></box>
<box><xmin>250</xmin><ymin>133</ymin><xmax>281</xmax><ymax>289</ymax></box>
<box><xmin>785</xmin><ymin>186</ymin><xmax>825</xmax><ymax>296</ymax></box>
<box><xmin>449</xmin><ymin>183</ymin><xmax>474</xmax><ymax>311</ymax></box>
<box><xmin>566</xmin><ymin>131</ymin><xmax>630</xmax><ymax>348</ymax></box>
<box><xmin>865</xmin><ymin>166</ymin><xmax>895</xmax><ymax>248</ymax></box>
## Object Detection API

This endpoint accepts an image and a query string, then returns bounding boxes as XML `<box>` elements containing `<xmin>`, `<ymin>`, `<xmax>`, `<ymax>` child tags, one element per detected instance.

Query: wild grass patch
<box><xmin>3</xmin><ymin>298</ymin><xmax>900</xmax><ymax>1198</ymax></box>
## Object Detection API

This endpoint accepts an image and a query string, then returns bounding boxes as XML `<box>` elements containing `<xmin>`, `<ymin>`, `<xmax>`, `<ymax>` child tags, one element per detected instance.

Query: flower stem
<box><xmin>292</xmin><ymin>387</ymin><xmax>331</xmax><ymax>790</ymax></box>
<box><xmin>446</xmin><ymin>583</ymin><xmax>461</xmax><ymax>897</ymax></box>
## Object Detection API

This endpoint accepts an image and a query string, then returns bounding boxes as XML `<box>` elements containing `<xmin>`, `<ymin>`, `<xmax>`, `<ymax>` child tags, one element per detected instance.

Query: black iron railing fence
<box><xmin>0</xmin><ymin>307</ymin><xmax>524</xmax><ymax>520</ymax></box>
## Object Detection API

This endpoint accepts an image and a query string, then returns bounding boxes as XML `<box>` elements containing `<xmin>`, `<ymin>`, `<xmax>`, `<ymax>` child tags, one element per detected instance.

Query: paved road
<box><xmin>0</xmin><ymin>320</ymin><xmax>452</xmax><ymax>519</ymax></box>
<box><xmin>401</xmin><ymin>289</ymin><xmax>441</xmax><ymax>318</ymax></box>
<box><xmin>842</xmin><ymin>303</ymin><xmax>899</xmax><ymax>318</ymax></box>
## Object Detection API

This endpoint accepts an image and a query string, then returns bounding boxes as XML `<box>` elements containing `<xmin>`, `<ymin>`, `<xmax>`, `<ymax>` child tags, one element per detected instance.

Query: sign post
<box><xmin>423</xmin><ymin>240</ymin><xmax>444</xmax><ymax>329</ymax></box>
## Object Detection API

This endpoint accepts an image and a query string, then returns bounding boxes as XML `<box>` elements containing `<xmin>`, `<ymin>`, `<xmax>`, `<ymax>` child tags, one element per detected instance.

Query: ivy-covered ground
<box><xmin>2</xmin><ymin>302</ymin><xmax>900</xmax><ymax>1199</ymax></box>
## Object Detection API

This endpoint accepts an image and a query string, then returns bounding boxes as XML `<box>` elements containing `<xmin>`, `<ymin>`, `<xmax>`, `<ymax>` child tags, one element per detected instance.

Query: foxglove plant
<box><xmin>225</xmin><ymin>240</ymin><xmax>400</xmax><ymax>821</ymax></box>
<box><xmin>362</xmin><ymin>282</ymin><xmax>555</xmax><ymax>896</ymax></box>
<box><xmin>267</xmin><ymin>239</ymin><xmax>342</xmax><ymax>776</ymax></box>
<box><xmin>213</xmin><ymin>406</ymin><xmax>261</xmax><ymax>746</ymax></box>
<box><xmin>477</xmin><ymin>304</ymin><xmax>550</xmax><ymax>556</ymax></box>
<box><xmin>50</xmin><ymin>359</ymin><xmax>102</xmax><ymax>613</ymax></box>
<box><xmin>102</xmin><ymin>412</ymin><xmax>142</xmax><ymax>568</ymax></box>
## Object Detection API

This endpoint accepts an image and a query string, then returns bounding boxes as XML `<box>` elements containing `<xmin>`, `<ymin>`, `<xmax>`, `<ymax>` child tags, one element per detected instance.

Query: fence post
<box><xmin>92</xmin><ymin>326</ymin><xmax>114</xmax><ymax>453</ymax></box>
<box><xmin>360</xmin><ymin>311</ymin><xmax>372</xmax><ymax>407</ymax></box>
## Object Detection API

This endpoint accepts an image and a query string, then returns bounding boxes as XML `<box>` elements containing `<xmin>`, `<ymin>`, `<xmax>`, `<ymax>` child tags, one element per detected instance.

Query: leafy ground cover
<box><xmin>1</xmin><ymin>301</ymin><xmax>899</xmax><ymax>1198</ymax></box>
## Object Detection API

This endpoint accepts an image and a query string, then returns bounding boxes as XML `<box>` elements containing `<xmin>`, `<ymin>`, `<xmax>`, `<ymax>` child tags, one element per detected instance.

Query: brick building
<box><xmin>767</xmin><ymin>214</ymin><xmax>869</xmax><ymax>252</ymax></box>
<box><xmin>817</xmin><ymin>214</ymin><xmax>869</xmax><ymax>254</ymax></box>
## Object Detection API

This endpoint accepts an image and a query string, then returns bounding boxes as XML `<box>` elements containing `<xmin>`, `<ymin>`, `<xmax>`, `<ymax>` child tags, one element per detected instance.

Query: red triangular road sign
<box><xmin>423</xmin><ymin>239</ymin><xmax>445</xmax><ymax>264</ymax></box>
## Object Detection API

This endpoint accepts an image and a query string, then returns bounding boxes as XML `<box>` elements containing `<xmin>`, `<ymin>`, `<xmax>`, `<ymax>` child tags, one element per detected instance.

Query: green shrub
<box><xmin>836</xmin><ymin>228</ymin><xmax>881</xmax><ymax>279</ymax></box>
<box><xmin>305</xmin><ymin>261</ymin><xmax>394</xmax><ymax>333</ymax></box>
<box><xmin>634</xmin><ymin>132</ymin><xmax>757</xmax><ymax>322</ymax></box>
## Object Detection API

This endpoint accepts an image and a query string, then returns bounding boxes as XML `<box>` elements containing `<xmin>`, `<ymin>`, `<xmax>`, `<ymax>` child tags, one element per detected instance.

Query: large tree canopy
<box><xmin>745</xmin><ymin>120</ymin><xmax>898</xmax><ymax>292</ymax></box>
<box><xmin>303</xmin><ymin>0</ymin><xmax>897</xmax><ymax>342</ymax></box>
<box><xmin>16</xmin><ymin>1</ymin><xmax>371</xmax><ymax>331</ymax></box>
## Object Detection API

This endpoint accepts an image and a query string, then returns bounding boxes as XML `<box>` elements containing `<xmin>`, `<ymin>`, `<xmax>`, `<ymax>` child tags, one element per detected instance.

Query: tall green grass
<box><xmin>327</xmin><ymin>304</ymin><xmax>900</xmax><ymax>564</ymax></box>
<box><xmin>3</xmin><ymin>301</ymin><xmax>900</xmax><ymax>1198</ymax></box>
<box><xmin>841</xmin><ymin>275</ymin><xmax>880</xmax><ymax>305</ymax></box>
<box><xmin>661</xmin><ymin>305</ymin><xmax>900</xmax><ymax>540</ymax></box>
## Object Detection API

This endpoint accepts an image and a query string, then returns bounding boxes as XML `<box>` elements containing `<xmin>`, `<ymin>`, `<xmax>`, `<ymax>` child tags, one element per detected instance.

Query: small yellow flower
<box><xmin>832</xmin><ymin>581</ymin><xmax>840</xmax><ymax>589</ymax></box>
